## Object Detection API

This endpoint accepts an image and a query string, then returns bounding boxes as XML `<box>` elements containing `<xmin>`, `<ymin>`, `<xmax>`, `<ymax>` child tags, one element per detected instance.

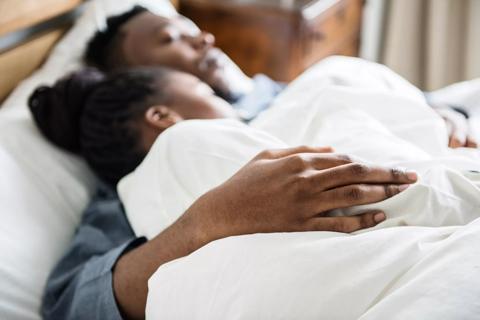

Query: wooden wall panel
<box><xmin>171</xmin><ymin>0</ymin><xmax>180</xmax><ymax>9</ymax></box>
<box><xmin>181</xmin><ymin>0</ymin><xmax>363</xmax><ymax>81</ymax></box>
<box><xmin>0</xmin><ymin>0</ymin><xmax>82</xmax><ymax>37</ymax></box>
<box><xmin>0</xmin><ymin>0</ymin><xmax>179</xmax><ymax>103</ymax></box>
<box><xmin>0</xmin><ymin>29</ymin><xmax>66</xmax><ymax>103</ymax></box>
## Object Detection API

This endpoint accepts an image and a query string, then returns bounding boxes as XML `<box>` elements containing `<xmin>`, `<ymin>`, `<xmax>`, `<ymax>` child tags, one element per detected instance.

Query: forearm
<box><xmin>111</xmin><ymin>147</ymin><xmax>418</xmax><ymax>319</ymax></box>
<box><xmin>112</xmin><ymin>210</ymin><xmax>210</xmax><ymax>320</ymax></box>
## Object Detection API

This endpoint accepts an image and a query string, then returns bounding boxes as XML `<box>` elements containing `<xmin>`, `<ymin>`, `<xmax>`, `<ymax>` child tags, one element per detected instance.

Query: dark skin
<box><xmin>113</xmin><ymin>69</ymin><xmax>418</xmax><ymax>319</ymax></box>
<box><xmin>114</xmin><ymin>147</ymin><xmax>417</xmax><ymax>320</ymax></box>
<box><xmin>117</xmin><ymin>11</ymin><xmax>477</xmax><ymax>148</ymax></box>
<box><xmin>435</xmin><ymin>108</ymin><xmax>478</xmax><ymax>148</ymax></box>
<box><xmin>136</xmin><ymin>71</ymin><xmax>238</xmax><ymax>151</ymax></box>
<box><xmin>120</xmin><ymin>12</ymin><xmax>252</xmax><ymax>100</ymax></box>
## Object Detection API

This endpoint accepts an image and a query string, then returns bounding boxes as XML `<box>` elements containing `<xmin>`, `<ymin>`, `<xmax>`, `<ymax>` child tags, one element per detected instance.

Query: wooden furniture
<box><xmin>0</xmin><ymin>1</ymin><xmax>180</xmax><ymax>103</ymax></box>
<box><xmin>170</xmin><ymin>0</ymin><xmax>180</xmax><ymax>9</ymax></box>
<box><xmin>0</xmin><ymin>30</ymin><xmax>68</xmax><ymax>103</ymax></box>
<box><xmin>0</xmin><ymin>0</ymin><xmax>83</xmax><ymax>37</ymax></box>
<box><xmin>0</xmin><ymin>0</ymin><xmax>84</xmax><ymax>103</ymax></box>
<box><xmin>180</xmin><ymin>0</ymin><xmax>364</xmax><ymax>82</ymax></box>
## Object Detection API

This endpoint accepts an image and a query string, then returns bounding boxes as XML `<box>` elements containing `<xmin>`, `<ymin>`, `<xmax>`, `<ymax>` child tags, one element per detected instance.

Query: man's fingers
<box><xmin>281</xmin><ymin>153</ymin><xmax>358</xmax><ymax>173</ymax></box>
<box><xmin>447</xmin><ymin>118</ymin><xmax>468</xmax><ymax>148</ymax></box>
<box><xmin>466</xmin><ymin>137</ymin><xmax>478</xmax><ymax>148</ymax></box>
<box><xmin>311</xmin><ymin>163</ymin><xmax>417</xmax><ymax>191</ymax></box>
<box><xmin>316</xmin><ymin>183</ymin><xmax>409</xmax><ymax>212</ymax></box>
<box><xmin>305</xmin><ymin>211</ymin><xmax>386</xmax><ymax>233</ymax></box>
<box><xmin>306</xmin><ymin>153</ymin><xmax>356</xmax><ymax>170</ymax></box>
<box><xmin>257</xmin><ymin>146</ymin><xmax>334</xmax><ymax>160</ymax></box>
<box><xmin>449</xmin><ymin>133</ymin><xmax>467</xmax><ymax>148</ymax></box>
<box><xmin>438</xmin><ymin>108</ymin><xmax>470</xmax><ymax>148</ymax></box>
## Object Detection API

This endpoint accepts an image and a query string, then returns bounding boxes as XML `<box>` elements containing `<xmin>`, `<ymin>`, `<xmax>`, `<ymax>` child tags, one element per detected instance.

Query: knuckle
<box><xmin>337</xmin><ymin>154</ymin><xmax>353</xmax><ymax>163</ymax></box>
<box><xmin>325</xmin><ymin>168</ymin><xmax>340</xmax><ymax>181</ymax></box>
<box><xmin>390</xmin><ymin>167</ymin><xmax>404</xmax><ymax>180</ymax></box>
<box><xmin>287</xmin><ymin>155</ymin><xmax>308</xmax><ymax>172</ymax></box>
<box><xmin>257</xmin><ymin>150</ymin><xmax>274</xmax><ymax>159</ymax></box>
<box><xmin>361</xmin><ymin>214</ymin><xmax>375</xmax><ymax>229</ymax></box>
<box><xmin>350</xmin><ymin>163</ymin><xmax>369</xmax><ymax>177</ymax></box>
<box><xmin>344</xmin><ymin>186</ymin><xmax>364</xmax><ymax>201</ymax></box>
<box><xmin>292</xmin><ymin>175</ymin><xmax>311</xmax><ymax>195</ymax></box>
<box><xmin>332</xmin><ymin>219</ymin><xmax>347</xmax><ymax>232</ymax></box>
<box><xmin>384</xmin><ymin>185</ymin><xmax>399</xmax><ymax>198</ymax></box>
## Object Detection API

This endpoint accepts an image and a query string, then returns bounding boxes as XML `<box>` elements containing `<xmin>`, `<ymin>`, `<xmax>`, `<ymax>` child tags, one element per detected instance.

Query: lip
<box><xmin>198</xmin><ymin>48</ymin><xmax>226</xmax><ymax>73</ymax></box>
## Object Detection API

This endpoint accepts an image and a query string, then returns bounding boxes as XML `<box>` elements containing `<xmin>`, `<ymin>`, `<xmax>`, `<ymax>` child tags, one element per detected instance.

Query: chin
<box><xmin>202</xmin><ymin>70</ymin><xmax>234</xmax><ymax>100</ymax></box>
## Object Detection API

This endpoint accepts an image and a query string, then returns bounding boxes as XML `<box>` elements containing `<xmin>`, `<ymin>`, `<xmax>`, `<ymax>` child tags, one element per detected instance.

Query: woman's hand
<box><xmin>436</xmin><ymin>108</ymin><xmax>478</xmax><ymax>148</ymax></box>
<box><xmin>188</xmin><ymin>146</ymin><xmax>418</xmax><ymax>243</ymax></box>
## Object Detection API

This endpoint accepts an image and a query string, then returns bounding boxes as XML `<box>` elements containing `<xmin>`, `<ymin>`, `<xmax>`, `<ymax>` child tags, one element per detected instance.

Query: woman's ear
<box><xmin>144</xmin><ymin>105</ymin><xmax>182</xmax><ymax>130</ymax></box>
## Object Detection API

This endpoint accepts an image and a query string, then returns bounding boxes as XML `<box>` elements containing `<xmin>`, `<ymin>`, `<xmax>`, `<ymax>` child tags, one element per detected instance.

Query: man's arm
<box><xmin>112</xmin><ymin>146</ymin><xmax>418</xmax><ymax>319</ymax></box>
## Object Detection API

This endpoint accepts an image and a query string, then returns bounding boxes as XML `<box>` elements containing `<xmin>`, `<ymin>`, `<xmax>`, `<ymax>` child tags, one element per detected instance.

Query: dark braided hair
<box><xmin>29</xmin><ymin>67</ymin><xmax>171</xmax><ymax>185</ymax></box>
<box><xmin>85</xmin><ymin>6</ymin><xmax>147</xmax><ymax>71</ymax></box>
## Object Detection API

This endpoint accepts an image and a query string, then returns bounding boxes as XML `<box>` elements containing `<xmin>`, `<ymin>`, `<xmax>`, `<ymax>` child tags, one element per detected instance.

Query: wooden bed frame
<box><xmin>0</xmin><ymin>0</ymin><xmax>179</xmax><ymax>104</ymax></box>
<box><xmin>0</xmin><ymin>0</ymin><xmax>84</xmax><ymax>103</ymax></box>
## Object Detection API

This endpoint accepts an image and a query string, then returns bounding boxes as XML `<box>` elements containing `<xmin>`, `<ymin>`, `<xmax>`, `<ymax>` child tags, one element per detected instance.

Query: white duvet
<box><xmin>118</xmin><ymin>57</ymin><xmax>480</xmax><ymax>319</ymax></box>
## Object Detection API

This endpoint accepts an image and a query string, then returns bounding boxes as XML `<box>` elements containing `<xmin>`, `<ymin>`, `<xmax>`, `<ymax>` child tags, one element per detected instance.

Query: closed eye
<box><xmin>156</xmin><ymin>28</ymin><xmax>180</xmax><ymax>45</ymax></box>
<box><xmin>158</xmin><ymin>34</ymin><xmax>174</xmax><ymax>45</ymax></box>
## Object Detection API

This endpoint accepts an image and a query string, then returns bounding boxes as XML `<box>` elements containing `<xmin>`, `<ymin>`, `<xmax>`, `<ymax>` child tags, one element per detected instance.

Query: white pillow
<box><xmin>0</xmin><ymin>1</ymin><xmax>176</xmax><ymax>319</ymax></box>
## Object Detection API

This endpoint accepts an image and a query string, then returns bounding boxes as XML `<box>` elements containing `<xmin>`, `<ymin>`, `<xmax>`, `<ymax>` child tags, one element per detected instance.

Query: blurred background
<box><xmin>1</xmin><ymin>0</ymin><xmax>479</xmax><ymax>98</ymax></box>
<box><xmin>362</xmin><ymin>0</ymin><xmax>480</xmax><ymax>91</ymax></box>
<box><xmin>178</xmin><ymin>0</ymin><xmax>480</xmax><ymax>90</ymax></box>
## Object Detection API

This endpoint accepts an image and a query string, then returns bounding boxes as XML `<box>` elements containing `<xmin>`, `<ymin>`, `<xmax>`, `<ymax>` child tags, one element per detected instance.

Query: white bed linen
<box><xmin>116</xmin><ymin>57</ymin><xmax>480</xmax><ymax>319</ymax></box>
<box><xmin>0</xmin><ymin>1</ymin><xmax>176</xmax><ymax>319</ymax></box>
<box><xmin>120</xmin><ymin>56</ymin><xmax>480</xmax><ymax>238</ymax></box>
<box><xmin>147</xmin><ymin>222</ymin><xmax>480</xmax><ymax>320</ymax></box>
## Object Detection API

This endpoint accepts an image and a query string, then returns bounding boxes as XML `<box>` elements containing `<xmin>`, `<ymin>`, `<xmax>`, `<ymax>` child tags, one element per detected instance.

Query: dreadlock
<box><xmin>85</xmin><ymin>5</ymin><xmax>147</xmax><ymax>71</ymax></box>
<box><xmin>29</xmin><ymin>67</ymin><xmax>171</xmax><ymax>185</ymax></box>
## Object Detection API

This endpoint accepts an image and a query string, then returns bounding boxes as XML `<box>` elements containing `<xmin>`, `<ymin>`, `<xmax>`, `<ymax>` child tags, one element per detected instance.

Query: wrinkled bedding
<box><xmin>117</xmin><ymin>57</ymin><xmax>480</xmax><ymax>319</ymax></box>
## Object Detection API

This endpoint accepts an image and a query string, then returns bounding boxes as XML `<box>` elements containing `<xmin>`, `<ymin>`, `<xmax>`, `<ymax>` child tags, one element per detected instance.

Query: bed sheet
<box><xmin>140</xmin><ymin>57</ymin><xmax>480</xmax><ymax>319</ymax></box>
<box><xmin>148</xmin><ymin>223</ymin><xmax>480</xmax><ymax>320</ymax></box>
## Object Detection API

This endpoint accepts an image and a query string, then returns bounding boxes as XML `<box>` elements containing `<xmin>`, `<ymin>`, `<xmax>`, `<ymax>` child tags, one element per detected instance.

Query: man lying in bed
<box><xmin>85</xmin><ymin>5</ymin><xmax>284</xmax><ymax>123</ymax></box>
<box><xmin>36</xmin><ymin>7</ymin><xmax>472</xmax><ymax>320</ymax></box>
<box><xmin>85</xmin><ymin>6</ymin><xmax>476</xmax><ymax>148</ymax></box>
<box><xmin>32</xmin><ymin>64</ymin><xmax>418</xmax><ymax>320</ymax></box>
<box><xmin>30</xmin><ymin>67</ymin><xmax>417</xmax><ymax>319</ymax></box>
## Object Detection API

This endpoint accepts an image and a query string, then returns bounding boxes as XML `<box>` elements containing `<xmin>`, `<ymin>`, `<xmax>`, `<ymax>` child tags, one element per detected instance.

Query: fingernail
<box><xmin>374</xmin><ymin>212</ymin><xmax>386</xmax><ymax>223</ymax></box>
<box><xmin>406</xmin><ymin>170</ymin><xmax>418</xmax><ymax>181</ymax></box>
<box><xmin>399</xmin><ymin>184</ymin><xmax>410</xmax><ymax>192</ymax></box>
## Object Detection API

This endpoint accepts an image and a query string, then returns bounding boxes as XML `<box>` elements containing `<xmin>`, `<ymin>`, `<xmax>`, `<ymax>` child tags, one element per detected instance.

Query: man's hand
<box><xmin>190</xmin><ymin>146</ymin><xmax>418</xmax><ymax>242</ymax></box>
<box><xmin>436</xmin><ymin>108</ymin><xmax>478</xmax><ymax>148</ymax></box>
<box><xmin>113</xmin><ymin>146</ymin><xmax>417</xmax><ymax>319</ymax></box>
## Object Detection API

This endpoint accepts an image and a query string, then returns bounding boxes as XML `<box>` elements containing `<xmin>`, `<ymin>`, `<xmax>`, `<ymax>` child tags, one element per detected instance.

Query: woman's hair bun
<box><xmin>28</xmin><ymin>68</ymin><xmax>105</xmax><ymax>153</ymax></box>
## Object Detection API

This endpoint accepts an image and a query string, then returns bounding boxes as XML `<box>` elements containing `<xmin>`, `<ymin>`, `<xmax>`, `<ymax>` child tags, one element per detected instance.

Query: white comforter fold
<box><xmin>117</xmin><ymin>57</ymin><xmax>480</xmax><ymax>319</ymax></box>
<box><xmin>147</xmin><ymin>221</ymin><xmax>480</xmax><ymax>320</ymax></box>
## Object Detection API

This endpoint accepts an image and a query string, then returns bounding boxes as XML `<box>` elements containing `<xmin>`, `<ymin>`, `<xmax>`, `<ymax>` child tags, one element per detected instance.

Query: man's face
<box><xmin>120</xmin><ymin>12</ymin><xmax>231</xmax><ymax>96</ymax></box>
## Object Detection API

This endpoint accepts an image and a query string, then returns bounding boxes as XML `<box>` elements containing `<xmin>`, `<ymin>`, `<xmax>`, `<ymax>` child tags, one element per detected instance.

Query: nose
<box><xmin>191</xmin><ymin>32</ymin><xmax>215</xmax><ymax>50</ymax></box>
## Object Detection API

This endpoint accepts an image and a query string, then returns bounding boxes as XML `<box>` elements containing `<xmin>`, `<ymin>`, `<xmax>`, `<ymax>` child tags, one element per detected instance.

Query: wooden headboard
<box><xmin>0</xmin><ymin>0</ymin><xmax>180</xmax><ymax>104</ymax></box>
<box><xmin>0</xmin><ymin>0</ymin><xmax>83</xmax><ymax>37</ymax></box>
<box><xmin>0</xmin><ymin>0</ymin><xmax>84</xmax><ymax>103</ymax></box>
